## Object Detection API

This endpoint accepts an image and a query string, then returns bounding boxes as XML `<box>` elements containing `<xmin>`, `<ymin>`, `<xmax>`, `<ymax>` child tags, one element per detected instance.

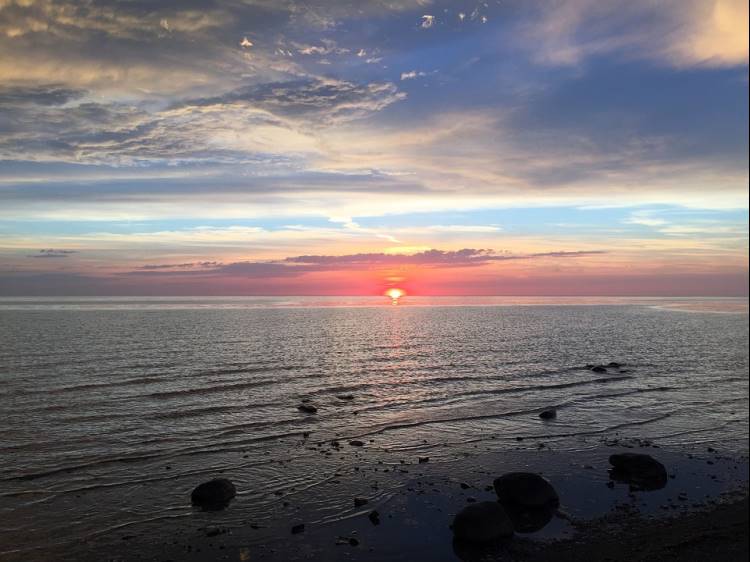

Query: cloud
<box><xmin>400</xmin><ymin>70</ymin><xmax>427</xmax><ymax>80</ymax></box>
<box><xmin>137</xmin><ymin>261</ymin><xmax>220</xmax><ymax>270</ymax></box>
<box><xmin>27</xmin><ymin>248</ymin><xmax>77</xmax><ymax>258</ymax></box>
<box><xmin>624</xmin><ymin>211</ymin><xmax>669</xmax><ymax>227</ymax></box>
<box><xmin>120</xmin><ymin>248</ymin><xmax>607</xmax><ymax>275</ymax></box>
<box><xmin>276</xmin><ymin>248</ymin><xmax>605</xmax><ymax>270</ymax></box>
<box><xmin>195</xmin><ymin>78</ymin><xmax>405</xmax><ymax>124</ymax></box>
<box><xmin>0</xmin><ymin>1</ymin><xmax>240</xmax><ymax>93</ymax></box>
<box><xmin>0</xmin><ymin>76</ymin><xmax>406</xmax><ymax>165</ymax></box>
<box><xmin>518</xmin><ymin>0</ymin><xmax>748</xmax><ymax>68</ymax></box>
<box><xmin>0</xmin><ymin>84</ymin><xmax>84</xmax><ymax>106</ymax></box>
<box><xmin>0</xmin><ymin>0</ymin><xmax>229</xmax><ymax>40</ymax></box>
<box><xmin>294</xmin><ymin>39</ymin><xmax>349</xmax><ymax>56</ymax></box>
<box><xmin>420</xmin><ymin>15</ymin><xmax>435</xmax><ymax>29</ymax></box>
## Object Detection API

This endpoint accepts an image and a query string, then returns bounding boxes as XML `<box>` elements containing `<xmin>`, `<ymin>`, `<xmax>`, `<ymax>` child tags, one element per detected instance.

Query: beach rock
<box><xmin>191</xmin><ymin>478</ymin><xmax>236</xmax><ymax>510</ymax></box>
<box><xmin>452</xmin><ymin>501</ymin><xmax>514</xmax><ymax>543</ymax></box>
<box><xmin>205</xmin><ymin>526</ymin><xmax>225</xmax><ymax>537</ymax></box>
<box><xmin>493</xmin><ymin>472</ymin><xmax>559</xmax><ymax>509</ymax></box>
<box><xmin>349</xmin><ymin>440</ymin><xmax>365</xmax><ymax>447</ymax></box>
<box><xmin>418</xmin><ymin>456</ymin><xmax>430</xmax><ymax>463</ymax></box>
<box><xmin>539</xmin><ymin>409</ymin><xmax>557</xmax><ymax>420</ymax></box>
<box><xmin>590</xmin><ymin>365</ymin><xmax>608</xmax><ymax>373</ymax></box>
<box><xmin>503</xmin><ymin>503</ymin><xmax>556</xmax><ymax>533</ymax></box>
<box><xmin>368</xmin><ymin>510</ymin><xmax>381</xmax><ymax>525</ymax></box>
<box><xmin>297</xmin><ymin>404</ymin><xmax>317</xmax><ymax>414</ymax></box>
<box><xmin>609</xmin><ymin>453</ymin><xmax>667</xmax><ymax>491</ymax></box>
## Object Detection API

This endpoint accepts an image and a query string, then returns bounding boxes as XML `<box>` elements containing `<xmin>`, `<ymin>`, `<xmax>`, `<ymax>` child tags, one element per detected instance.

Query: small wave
<box><xmin>144</xmin><ymin>378</ymin><xmax>279</xmax><ymax>399</ymax></box>
<box><xmin>13</xmin><ymin>376</ymin><xmax>166</xmax><ymax>396</ymax></box>
<box><xmin>0</xmin><ymin>428</ymin><xmax>308</xmax><ymax>483</ymax></box>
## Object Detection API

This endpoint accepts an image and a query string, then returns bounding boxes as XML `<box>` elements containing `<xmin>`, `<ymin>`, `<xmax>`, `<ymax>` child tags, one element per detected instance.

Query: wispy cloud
<box><xmin>518</xmin><ymin>0</ymin><xmax>748</xmax><ymax>68</ymax></box>
<box><xmin>27</xmin><ymin>249</ymin><xmax>78</xmax><ymax>258</ymax></box>
<box><xmin>400</xmin><ymin>70</ymin><xmax>427</xmax><ymax>80</ymax></box>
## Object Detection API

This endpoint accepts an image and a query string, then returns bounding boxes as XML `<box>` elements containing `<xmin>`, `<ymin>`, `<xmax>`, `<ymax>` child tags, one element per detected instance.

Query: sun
<box><xmin>385</xmin><ymin>288</ymin><xmax>405</xmax><ymax>305</ymax></box>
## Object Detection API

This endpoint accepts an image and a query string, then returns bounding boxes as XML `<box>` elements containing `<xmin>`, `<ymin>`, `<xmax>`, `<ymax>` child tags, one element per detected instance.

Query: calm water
<box><xmin>0</xmin><ymin>297</ymin><xmax>748</xmax><ymax>560</ymax></box>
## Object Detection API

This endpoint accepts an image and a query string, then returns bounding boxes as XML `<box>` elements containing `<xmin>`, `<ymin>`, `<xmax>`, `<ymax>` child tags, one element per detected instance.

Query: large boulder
<box><xmin>452</xmin><ymin>501</ymin><xmax>514</xmax><ymax>543</ymax></box>
<box><xmin>493</xmin><ymin>472</ymin><xmax>559</xmax><ymax>509</ymax></box>
<box><xmin>609</xmin><ymin>453</ymin><xmax>667</xmax><ymax>491</ymax></box>
<box><xmin>191</xmin><ymin>478</ymin><xmax>236</xmax><ymax>510</ymax></box>
<box><xmin>503</xmin><ymin>503</ymin><xmax>556</xmax><ymax>534</ymax></box>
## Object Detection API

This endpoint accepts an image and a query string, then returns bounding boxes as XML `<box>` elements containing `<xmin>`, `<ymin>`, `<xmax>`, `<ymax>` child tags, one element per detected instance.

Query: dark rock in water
<box><xmin>191</xmin><ymin>479</ymin><xmax>236</xmax><ymax>510</ymax></box>
<box><xmin>503</xmin><ymin>503</ymin><xmax>556</xmax><ymax>534</ymax></box>
<box><xmin>368</xmin><ymin>510</ymin><xmax>381</xmax><ymax>525</ymax></box>
<box><xmin>349</xmin><ymin>440</ymin><xmax>365</xmax><ymax>447</ymax></box>
<box><xmin>337</xmin><ymin>394</ymin><xmax>355</xmax><ymax>400</ymax></box>
<box><xmin>539</xmin><ymin>409</ymin><xmax>557</xmax><ymax>420</ymax></box>
<box><xmin>291</xmin><ymin>523</ymin><xmax>305</xmax><ymax>534</ymax></box>
<box><xmin>607</xmin><ymin>362</ymin><xmax>623</xmax><ymax>368</ymax></box>
<box><xmin>297</xmin><ymin>404</ymin><xmax>317</xmax><ymax>414</ymax></box>
<box><xmin>493</xmin><ymin>472</ymin><xmax>559</xmax><ymax>509</ymax></box>
<box><xmin>590</xmin><ymin>365</ymin><xmax>608</xmax><ymax>373</ymax></box>
<box><xmin>609</xmin><ymin>453</ymin><xmax>667</xmax><ymax>491</ymax></box>
<box><xmin>452</xmin><ymin>501</ymin><xmax>514</xmax><ymax>543</ymax></box>
<box><xmin>418</xmin><ymin>456</ymin><xmax>430</xmax><ymax>463</ymax></box>
<box><xmin>354</xmin><ymin>497</ymin><xmax>368</xmax><ymax>507</ymax></box>
<box><xmin>205</xmin><ymin>526</ymin><xmax>225</xmax><ymax>537</ymax></box>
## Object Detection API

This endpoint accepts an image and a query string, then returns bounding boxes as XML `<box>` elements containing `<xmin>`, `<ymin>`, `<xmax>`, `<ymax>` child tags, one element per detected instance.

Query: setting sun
<box><xmin>385</xmin><ymin>288</ymin><xmax>405</xmax><ymax>305</ymax></box>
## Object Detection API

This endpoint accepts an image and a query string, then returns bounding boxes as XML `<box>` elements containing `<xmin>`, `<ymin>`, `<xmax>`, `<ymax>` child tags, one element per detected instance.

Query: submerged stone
<box><xmin>452</xmin><ymin>501</ymin><xmax>514</xmax><ymax>543</ymax></box>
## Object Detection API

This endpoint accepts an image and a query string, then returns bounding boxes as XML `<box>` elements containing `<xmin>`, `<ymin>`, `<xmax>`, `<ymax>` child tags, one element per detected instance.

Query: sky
<box><xmin>0</xmin><ymin>0</ymin><xmax>748</xmax><ymax>296</ymax></box>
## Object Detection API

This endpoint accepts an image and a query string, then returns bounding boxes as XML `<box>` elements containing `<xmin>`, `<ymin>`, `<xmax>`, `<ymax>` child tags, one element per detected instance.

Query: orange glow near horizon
<box><xmin>385</xmin><ymin>288</ymin><xmax>406</xmax><ymax>305</ymax></box>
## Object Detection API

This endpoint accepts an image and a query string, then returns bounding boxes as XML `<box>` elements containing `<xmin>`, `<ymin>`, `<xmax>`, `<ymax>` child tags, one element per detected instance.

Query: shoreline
<box><xmin>19</xmin><ymin>438</ymin><xmax>745</xmax><ymax>562</ymax></box>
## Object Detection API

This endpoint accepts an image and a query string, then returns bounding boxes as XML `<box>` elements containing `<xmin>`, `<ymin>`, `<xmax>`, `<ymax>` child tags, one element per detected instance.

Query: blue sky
<box><xmin>0</xmin><ymin>0</ymin><xmax>747</xmax><ymax>295</ymax></box>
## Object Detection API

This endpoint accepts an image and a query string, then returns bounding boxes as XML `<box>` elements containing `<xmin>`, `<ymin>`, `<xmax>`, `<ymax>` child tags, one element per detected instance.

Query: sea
<box><xmin>0</xmin><ymin>296</ymin><xmax>748</xmax><ymax>560</ymax></box>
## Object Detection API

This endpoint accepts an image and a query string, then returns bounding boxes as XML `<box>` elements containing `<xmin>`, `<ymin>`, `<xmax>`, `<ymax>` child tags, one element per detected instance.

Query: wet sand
<box><xmin>520</xmin><ymin>496</ymin><xmax>748</xmax><ymax>562</ymax></box>
<box><xmin>51</xmin><ymin>437</ymin><xmax>747</xmax><ymax>562</ymax></box>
